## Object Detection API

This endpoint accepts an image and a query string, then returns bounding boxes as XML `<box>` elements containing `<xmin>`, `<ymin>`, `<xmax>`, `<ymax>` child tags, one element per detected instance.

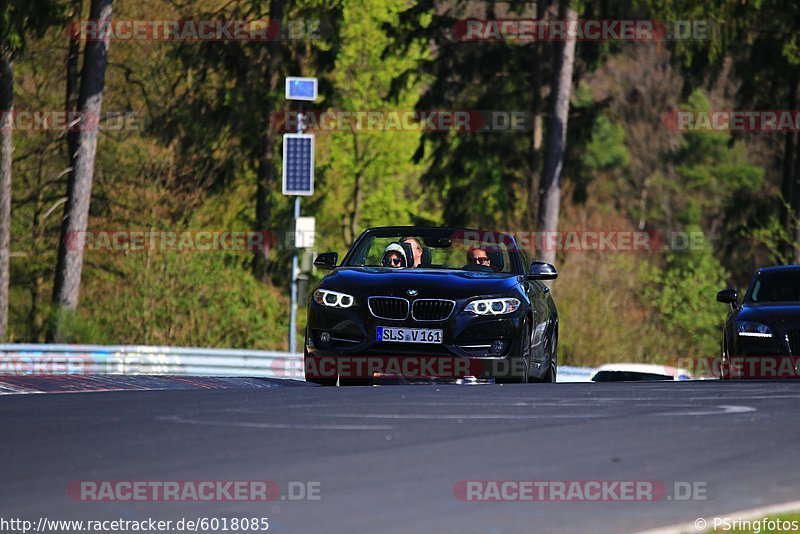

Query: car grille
<box><xmin>368</xmin><ymin>297</ymin><xmax>409</xmax><ymax>320</ymax></box>
<box><xmin>412</xmin><ymin>299</ymin><xmax>456</xmax><ymax>321</ymax></box>
<box><xmin>788</xmin><ymin>330</ymin><xmax>800</xmax><ymax>355</ymax></box>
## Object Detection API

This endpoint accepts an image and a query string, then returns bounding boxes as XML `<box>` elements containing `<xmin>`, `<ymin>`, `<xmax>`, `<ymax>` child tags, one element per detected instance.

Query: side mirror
<box><xmin>313</xmin><ymin>252</ymin><xmax>338</xmax><ymax>270</ymax></box>
<box><xmin>716</xmin><ymin>288</ymin><xmax>738</xmax><ymax>307</ymax></box>
<box><xmin>528</xmin><ymin>262</ymin><xmax>558</xmax><ymax>280</ymax></box>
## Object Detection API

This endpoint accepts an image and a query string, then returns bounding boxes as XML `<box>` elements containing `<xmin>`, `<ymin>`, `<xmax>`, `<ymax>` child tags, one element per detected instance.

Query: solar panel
<box><xmin>285</xmin><ymin>77</ymin><xmax>318</xmax><ymax>101</ymax></box>
<box><xmin>282</xmin><ymin>134</ymin><xmax>314</xmax><ymax>196</ymax></box>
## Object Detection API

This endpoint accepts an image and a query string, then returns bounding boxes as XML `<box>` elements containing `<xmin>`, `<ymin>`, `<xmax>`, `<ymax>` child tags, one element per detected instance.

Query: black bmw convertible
<box><xmin>304</xmin><ymin>226</ymin><xmax>559</xmax><ymax>385</ymax></box>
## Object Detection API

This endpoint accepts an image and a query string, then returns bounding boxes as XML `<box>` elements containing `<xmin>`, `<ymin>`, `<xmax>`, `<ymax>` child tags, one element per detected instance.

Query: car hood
<box><xmin>738</xmin><ymin>303</ymin><xmax>800</xmax><ymax>326</ymax></box>
<box><xmin>319</xmin><ymin>267</ymin><xmax>521</xmax><ymax>300</ymax></box>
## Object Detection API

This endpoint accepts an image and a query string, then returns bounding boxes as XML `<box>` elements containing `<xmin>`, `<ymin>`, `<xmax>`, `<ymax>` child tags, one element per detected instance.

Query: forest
<box><xmin>1</xmin><ymin>0</ymin><xmax>796</xmax><ymax>367</ymax></box>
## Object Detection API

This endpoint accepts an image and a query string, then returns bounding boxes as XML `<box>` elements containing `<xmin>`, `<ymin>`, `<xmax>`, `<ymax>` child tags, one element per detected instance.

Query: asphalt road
<box><xmin>3</xmin><ymin>380</ymin><xmax>800</xmax><ymax>533</ymax></box>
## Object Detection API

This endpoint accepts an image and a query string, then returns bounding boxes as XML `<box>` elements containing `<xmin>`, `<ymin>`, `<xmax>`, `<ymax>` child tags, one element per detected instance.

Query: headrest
<box><xmin>420</xmin><ymin>247</ymin><xmax>432</xmax><ymax>266</ymax></box>
<box><xmin>487</xmin><ymin>250</ymin><xmax>504</xmax><ymax>272</ymax></box>
<box><xmin>399</xmin><ymin>241</ymin><xmax>414</xmax><ymax>266</ymax></box>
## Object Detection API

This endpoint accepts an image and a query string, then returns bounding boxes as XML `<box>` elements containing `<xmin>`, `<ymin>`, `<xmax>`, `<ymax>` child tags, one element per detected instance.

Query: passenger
<box><xmin>467</xmin><ymin>247</ymin><xmax>491</xmax><ymax>267</ymax></box>
<box><xmin>381</xmin><ymin>243</ymin><xmax>407</xmax><ymax>268</ymax></box>
<box><xmin>400</xmin><ymin>236</ymin><xmax>423</xmax><ymax>267</ymax></box>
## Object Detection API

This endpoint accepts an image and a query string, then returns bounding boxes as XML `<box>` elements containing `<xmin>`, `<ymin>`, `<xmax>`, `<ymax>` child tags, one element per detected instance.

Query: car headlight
<box><xmin>313</xmin><ymin>289</ymin><xmax>355</xmax><ymax>308</ymax></box>
<box><xmin>736</xmin><ymin>321</ymin><xmax>773</xmax><ymax>338</ymax></box>
<box><xmin>464</xmin><ymin>297</ymin><xmax>520</xmax><ymax>316</ymax></box>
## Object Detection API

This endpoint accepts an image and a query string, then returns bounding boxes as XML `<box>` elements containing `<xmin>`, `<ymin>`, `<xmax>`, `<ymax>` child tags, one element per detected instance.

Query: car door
<box><xmin>529</xmin><ymin>280</ymin><xmax>551</xmax><ymax>366</ymax></box>
<box><xmin>518</xmin><ymin>249</ymin><xmax>550</xmax><ymax>366</ymax></box>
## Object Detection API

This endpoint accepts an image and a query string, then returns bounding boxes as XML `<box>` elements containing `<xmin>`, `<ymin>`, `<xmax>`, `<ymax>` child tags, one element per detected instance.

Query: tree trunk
<box><xmin>65</xmin><ymin>0</ymin><xmax>83</xmax><ymax>161</ymax></box>
<box><xmin>781</xmin><ymin>75</ymin><xmax>797</xmax><ymax>262</ymax></box>
<box><xmin>792</xmin><ymin>95</ymin><xmax>800</xmax><ymax>264</ymax></box>
<box><xmin>637</xmin><ymin>174</ymin><xmax>651</xmax><ymax>230</ymax></box>
<box><xmin>537</xmin><ymin>0</ymin><xmax>576</xmax><ymax>266</ymax></box>
<box><xmin>0</xmin><ymin>49</ymin><xmax>13</xmax><ymax>341</ymax></box>
<box><xmin>50</xmin><ymin>0</ymin><xmax>112</xmax><ymax>340</ymax></box>
<box><xmin>527</xmin><ymin>0</ymin><xmax>546</xmax><ymax>227</ymax></box>
<box><xmin>252</xmin><ymin>0</ymin><xmax>286</xmax><ymax>282</ymax></box>
<box><xmin>349</xmin><ymin>133</ymin><xmax>362</xmax><ymax>248</ymax></box>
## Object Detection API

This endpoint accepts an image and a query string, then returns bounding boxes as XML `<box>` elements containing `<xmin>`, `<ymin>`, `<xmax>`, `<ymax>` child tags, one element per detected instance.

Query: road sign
<box><xmin>285</xmin><ymin>77</ymin><xmax>318</xmax><ymax>101</ymax></box>
<box><xmin>294</xmin><ymin>216</ymin><xmax>316</xmax><ymax>249</ymax></box>
<box><xmin>282</xmin><ymin>133</ymin><xmax>314</xmax><ymax>196</ymax></box>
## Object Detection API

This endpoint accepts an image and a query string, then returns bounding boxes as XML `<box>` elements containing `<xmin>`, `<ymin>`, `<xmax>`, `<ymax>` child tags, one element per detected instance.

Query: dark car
<box><xmin>717</xmin><ymin>265</ymin><xmax>800</xmax><ymax>379</ymax></box>
<box><xmin>305</xmin><ymin>226</ymin><xmax>559</xmax><ymax>385</ymax></box>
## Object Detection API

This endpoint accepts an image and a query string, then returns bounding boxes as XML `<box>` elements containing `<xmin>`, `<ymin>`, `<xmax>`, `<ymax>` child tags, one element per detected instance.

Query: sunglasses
<box><xmin>384</xmin><ymin>257</ymin><xmax>404</xmax><ymax>266</ymax></box>
<box><xmin>469</xmin><ymin>256</ymin><xmax>490</xmax><ymax>264</ymax></box>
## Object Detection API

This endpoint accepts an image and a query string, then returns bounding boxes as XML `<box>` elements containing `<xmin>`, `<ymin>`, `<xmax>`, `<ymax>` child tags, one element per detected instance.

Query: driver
<box><xmin>381</xmin><ymin>243</ymin><xmax>407</xmax><ymax>268</ymax></box>
<box><xmin>467</xmin><ymin>247</ymin><xmax>491</xmax><ymax>267</ymax></box>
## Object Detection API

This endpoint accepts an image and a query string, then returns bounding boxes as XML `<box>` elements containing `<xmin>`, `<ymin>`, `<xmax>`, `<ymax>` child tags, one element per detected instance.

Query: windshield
<box><xmin>343</xmin><ymin>229</ymin><xmax>516</xmax><ymax>274</ymax></box>
<box><xmin>748</xmin><ymin>270</ymin><xmax>800</xmax><ymax>303</ymax></box>
<box><xmin>591</xmin><ymin>371</ymin><xmax>673</xmax><ymax>382</ymax></box>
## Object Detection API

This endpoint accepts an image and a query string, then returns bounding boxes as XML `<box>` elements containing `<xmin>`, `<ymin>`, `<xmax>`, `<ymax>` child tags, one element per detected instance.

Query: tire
<box><xmin>720</xmin><ymin>340</ymin><xmax>731</xmax><ymax>380</ymax></box>
<box><xmin>720</xmin><ymin>356</ymin><xmax>731</xmax><ymax>381</ymax></box>
<box><xmin>304</xmin><ymin>348</ymin><xmax>337</xmax><ymax>386</ymax></box>
<box><xmin>496</xmin><ymin>318</ymin><xmax>530</xmax><ymax>384</ymax></box>
<box><xmin>307</xmin><ymin>377</ymin><xmax>337</xmax><ymax>386</ymax></box>
<box><xmin>539</xmin><ymin>359</ymin><xmax>557</xmax><ymax>383</ymax></box>
<box><xmin>533</xmin><ymin>331</ymin><xmax>557</xmax><ymax>383</ymax></box>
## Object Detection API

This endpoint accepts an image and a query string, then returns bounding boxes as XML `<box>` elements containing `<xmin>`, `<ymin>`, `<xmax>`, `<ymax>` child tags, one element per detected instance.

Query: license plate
<box><xmin>377</xmin><ymin>327</ymin><xmax>443</xmax><ymax>344</ymax></box>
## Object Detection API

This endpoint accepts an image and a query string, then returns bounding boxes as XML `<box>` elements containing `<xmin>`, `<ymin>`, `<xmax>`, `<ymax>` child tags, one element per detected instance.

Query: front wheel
<box><xmin>495</xmin><ymin>319</ymin><xmax>530</xmax><ymax>384</ymax></box>
<box><xmin>304</xmin><ymin>349</ymin><xmax>337</xmax><ymax>386</ymax></box>
<box><xmin>306</xmin><ymin>375</ymin><xmax>337</xmax><ymax>386</ymax></box>
<box><xmin>533</xmin><ymin>332</ymin><xmax>557</xmax><ymax>383</ymax></box>
<box><xmin>539</xmin><ymin>359</ymin><xmax>557</xmax><ymax>383</ymax></box>
<box><xmin>719</xmin><ymin>340</ymin><xmax>731</xmax><ymax>380</ymax></box>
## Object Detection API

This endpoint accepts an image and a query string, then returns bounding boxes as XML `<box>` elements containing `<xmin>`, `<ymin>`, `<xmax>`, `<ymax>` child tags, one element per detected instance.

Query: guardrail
<box><xmin>0</xmin><ymin>344</ymin><xmax>305</xmax><ymax>380</ymax></box>
<box><xmin>0</xmin><ymin>344</ymin><xmax>596</xmax><ymax>383</ymax></box>
<box><xmin>557</xmin><ymin>365</ymin><xmax>596</xmax><ymax>382</ymax></box>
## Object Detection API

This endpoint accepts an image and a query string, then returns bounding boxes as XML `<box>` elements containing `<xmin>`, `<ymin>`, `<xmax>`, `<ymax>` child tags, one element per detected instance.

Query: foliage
<box><xmin>309</xmin><ymin>0</ymin><xmax>431</xmax><ymax>252</ymax></box>
<box><xmin>749</xmin><ymin>204</ymin><xmax>800</xmax><ymax>266</ymax></box>
<box><xmin>385</xmin><ymin>0</ymin><xmax>549</xmax><ymax>228</ymax></box>
<box><xmin>80</xmin><ymin>252</ymin><xmax>290</xmax><ymax>348</ymax></box>
<box><xmin>583</xmin><ymin>115</ymin><xmax>631</xmax><ymax>172</ymax></box>
<box><xmin>556</xmin><ymin>247</ymin><xmax>676</xmax><ymax>367</ymax></box>
<box><xmin>672</xmin><ymin>91</ymin><xmax>763</xmax><ymax>226</ymax></box>
<box><xmin>640</xmin><ymin>227</ymin><xmax>729</xmax><ymax>357</ymax></box>
<box><xmin>0</xmin><ymin>0</ymin><xmax>63</xmax><ymax>57</ymax></box>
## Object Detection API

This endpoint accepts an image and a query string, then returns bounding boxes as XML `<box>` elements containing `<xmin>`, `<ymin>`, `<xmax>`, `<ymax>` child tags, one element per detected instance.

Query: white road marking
<box><xmin>159</xmin><ymin>414</ymin><xmax>393</xmax><ymax>431</ymax></box>
<box><xmin>320</xmin><ymin>413</ymin><xmax>611</xmax><ymax>419</ymax></box>
<box><xmin>637</xmin><ymin>498</ymin><xmax>800</xmax><ymax>534</ymax></box>
<box><xmin>651</xmin><ymin>405</ymin><xmax>756</xmax><ymax>416</ymax></box>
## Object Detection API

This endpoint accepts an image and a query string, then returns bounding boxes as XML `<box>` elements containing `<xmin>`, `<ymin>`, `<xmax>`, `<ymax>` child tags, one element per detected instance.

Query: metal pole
<box><xmin>289</xmin><ymin>105</ymin><xmax>305</xmax><ymax>354</ymax></box>
<box><xmin>290</xmin><ymin>196</ymin><xmax>300</xmax><ymax>354</ymax></box>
